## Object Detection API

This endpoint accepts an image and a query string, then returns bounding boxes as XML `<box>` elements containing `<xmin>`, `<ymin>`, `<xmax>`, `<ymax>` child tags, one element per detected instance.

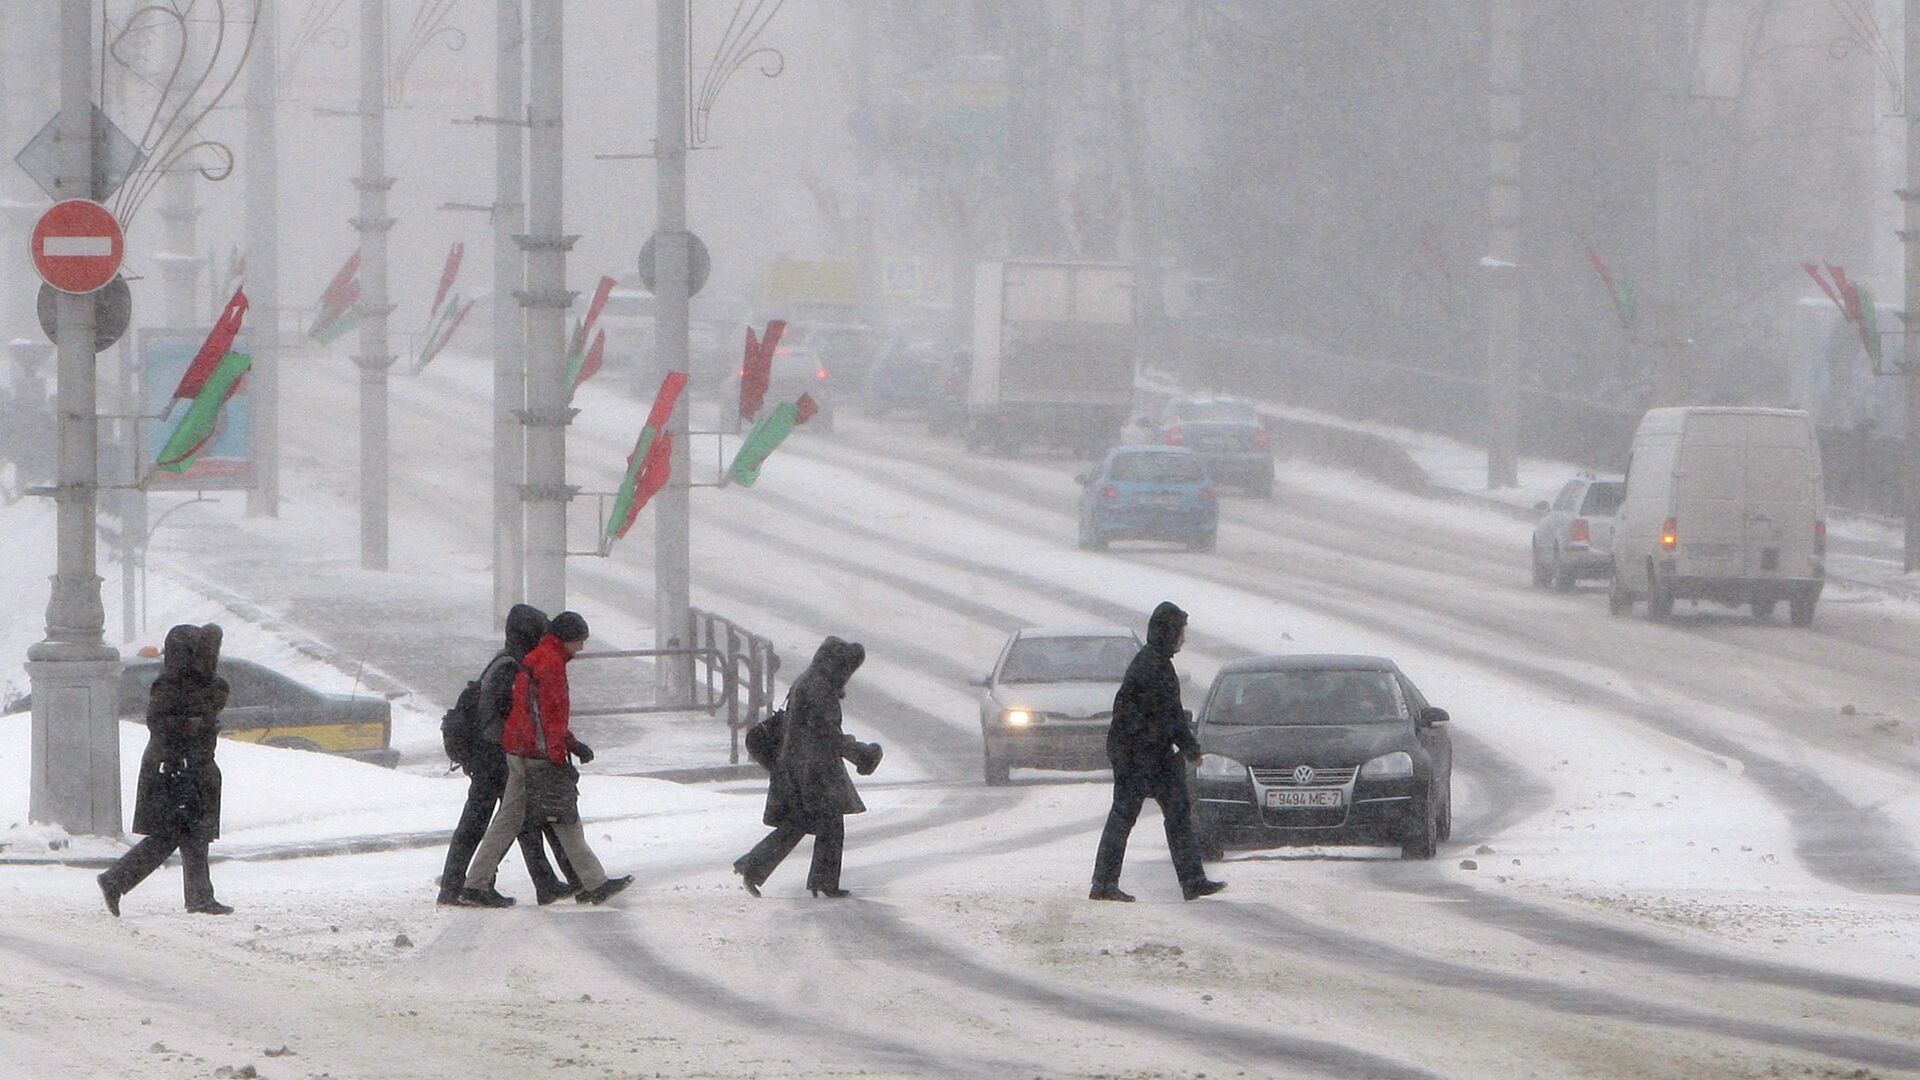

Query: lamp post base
<box><xmin>26</xmin><ymin>651</ymin><xmax>123</xmax><ymax>838</ymax></box>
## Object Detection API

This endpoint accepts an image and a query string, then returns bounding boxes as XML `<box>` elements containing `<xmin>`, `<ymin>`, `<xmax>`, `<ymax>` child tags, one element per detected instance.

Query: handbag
<box><xmin>744</xmin><ymin>689</ymin><xmax>793</xmax><ymax>771</ymax></box>
<box><xmin>520</xmin><ymin>669</ymin><xmax>580</xmax><ymax>824</ymax></box>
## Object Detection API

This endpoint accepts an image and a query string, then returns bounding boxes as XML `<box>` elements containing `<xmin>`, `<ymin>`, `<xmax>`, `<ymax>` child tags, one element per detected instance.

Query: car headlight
<box><xmin>1002</xmin><ymin>709</ymin><xmax>1037</xmax><ymax>726</ymax></box>
<box><xmin>1194</xmin><ymin>753</ymin><xmax>1245</xmax><ymax>780</ymax></box>
<box><xmin>1359</xmin><ymin>751</ymin><xmax>1414</xmax><ymax>779</ymax></box>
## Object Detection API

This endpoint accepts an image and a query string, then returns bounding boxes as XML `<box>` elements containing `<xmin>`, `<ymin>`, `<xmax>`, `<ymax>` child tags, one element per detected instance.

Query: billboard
<box><xmin>141</xmin><ymin>327</ymin><xmax>253</xmax><ymax>489</ymax></box>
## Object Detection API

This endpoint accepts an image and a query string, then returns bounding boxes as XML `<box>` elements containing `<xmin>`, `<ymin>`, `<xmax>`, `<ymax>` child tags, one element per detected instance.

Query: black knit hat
<box><xmin>551</xmin><ymin>610</ymin><xmax>590</xmax><ymax>642</ymax></box>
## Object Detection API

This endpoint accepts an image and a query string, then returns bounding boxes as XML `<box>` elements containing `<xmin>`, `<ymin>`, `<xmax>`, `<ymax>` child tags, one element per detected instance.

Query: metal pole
<box><xmin>522</xmin><ymin>0</ymin><xmax>570</xmax><ymax>612</ymax></box>
<box><xmin>1644</xmin><ymin>0</ymin><xmax>1692</xmax><ymax>408</ymax></box>
<box><xmin>491</xmin><ymin>0</ymin><xmax>527</xmax><ymax>624</ymax></box>
<box><xmin>355</xmin><ymin>0</ymin><xmax>393</xmax><ymax>570</ymax></box>
<box><xmin>1483</xmin><ymin>0</ymin><xmax>1521</xmax><ymax>489</ymax></box>
<box><xmin>246</xmin><ymin>0</ymin><xmax>280</xmax><ymax>516</ymax></box>
<box><xmin>27</xmin><ymin>0</ymin><xmax>121</xmax><ymax>837</ymax></box>
<box><xmin>654</xmin><ymin>0</ymin><xmax>694</xmax><ymax>702</ymax></box>
<box><xmin>160</xmin><ymin>174</ymin><xmax>200</xmax><ymax>327</ymax></box>
<box><xmin>1903</xmin><ymin>0</ymin><xmax>1920</xmax><ymax>570</ymax></box>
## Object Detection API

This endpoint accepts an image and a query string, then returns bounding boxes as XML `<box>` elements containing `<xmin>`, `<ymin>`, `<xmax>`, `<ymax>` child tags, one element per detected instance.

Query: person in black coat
<box><xmin>1090</xmin><ymin>602</ymin><xmax>1225</xmax><ymax>902</ymax></box>
<box><xmin>733</xmin><ymin>637</ymin><xmax>882</xmax><ymax>898</ymax></box>
<box><xmin>98</xmin><ymin>623</ymin><xmax>233</xmax><ymax>916</ymax></box>
<box><xmin>436</xmin><ymin>603</ymin><xmax>581</xmax><ymax>906</ymax></box>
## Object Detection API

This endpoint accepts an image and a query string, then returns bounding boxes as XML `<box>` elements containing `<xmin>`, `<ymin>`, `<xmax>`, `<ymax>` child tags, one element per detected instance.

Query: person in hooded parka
<box><xmin>436</xmin><ymin>603</ymin><xmax>581</xmax><ymax>906</ymax></box>
<box><xmin>733</xmin><ymin>636</ymin><xmax>883</xmax><ymax>898</ymax></box>
<box><xmin>97</xmin><ymin>623</ymin><xmax>234</xmax><ymax>916</ymax></box>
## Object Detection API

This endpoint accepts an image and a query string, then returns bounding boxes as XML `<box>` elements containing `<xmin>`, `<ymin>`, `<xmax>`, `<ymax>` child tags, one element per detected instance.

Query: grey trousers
<box><xmin>465</xmin><ymin>753</ymin><xmax>608</xmax><ymax>892</ymax></box>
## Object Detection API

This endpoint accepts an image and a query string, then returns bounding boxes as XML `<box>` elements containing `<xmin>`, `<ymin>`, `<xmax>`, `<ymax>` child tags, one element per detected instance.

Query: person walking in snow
<box><xmin>460</xmin><ymin>611</ymin><xmax>631</xmax><ymax>907</ymax></box>
<box><xmin>733</xmin><ymin>636</ymin><xmax>883</xmax><ymax>898</ymax></box>
<box><xmin>98</xmin><ymin>623</ymin><xmax>235</xmax><ymax>916</ymax></box>
<box><xmin>1089</xmin><ymin>602</ymin><xmax>1225</xmax><ymax>902</ymax></box>
<box><xmin>436</xmin><ymin>603</ymin><xmax>582</xmax><ymax>906</ymax></box>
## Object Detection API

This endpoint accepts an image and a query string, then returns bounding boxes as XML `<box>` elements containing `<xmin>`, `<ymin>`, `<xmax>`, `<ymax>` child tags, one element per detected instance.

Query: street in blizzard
<box><xmin>4</xmin><ymin>4</ymin><xmax>1920</xmax><ymax>1079</ymax></box>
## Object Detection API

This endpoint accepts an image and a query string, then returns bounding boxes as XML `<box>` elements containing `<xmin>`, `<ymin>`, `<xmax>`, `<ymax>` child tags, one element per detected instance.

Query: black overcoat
<box><xmin>130</xmin><ymin>624</ymin><xmax>229</xmax><ymax>840</ymax></box>
<box><xmin>763</xmin><ymin>637</ymin><xmax>874</xmax><ymax>832</ymax></box>
<box><xmin>1106</xmin><ymin>602</ymin><xmax>1198</xmax><ymax>777</ymax></box>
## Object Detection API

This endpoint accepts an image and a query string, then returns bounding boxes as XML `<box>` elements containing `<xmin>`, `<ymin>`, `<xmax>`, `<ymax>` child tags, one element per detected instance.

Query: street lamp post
<box><xmin>653</xmin><ymin>0</ymin><xmax>693</xmax><ymax>702</ymax></box>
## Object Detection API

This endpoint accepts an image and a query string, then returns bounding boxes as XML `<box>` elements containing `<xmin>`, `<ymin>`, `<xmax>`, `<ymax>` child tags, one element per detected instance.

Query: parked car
<box><xmin>1188</xmin><ymin>654</ymin><xmax>1453</xmax><ymax>860</ymax></box>
<box><xmin>863</xmin><ymin>338</ymin><xmax>950</xmax><ymax>417</ymax></box>
<box><xmin>1606</xmin><ymin>407</ymin><xmax>1825</xmax><ymax>625</ymax></box>
<box><xmin>1530</xmin><ymin>475</ymin><xmax>1624</xmax><ymax>590</ymax></box>
<box><xmin>927</xmin><ymin>350</ymin><xmax>972</xmax><ymax>434</ymax></box>
<box><xmin>973</xmin><ymin>626</ymin><xmax>1143</xmax><ymax>785</ymax></box>
<box><xmin>785</xmin><ymin>322</ymin><xmax>881</xmax><ymax>390</ymax></box>
<box><xmin>4</xmin><ymin>656</ymin><xmax>398</xmax><ymax>767</ymax></box>
<box><xmin>1075</xmin><ymin>447</ymin><xmax>1218</xmax><ymax>551</ymax></box>
<box><xmin>1133</xmin><ymin>397</ymin><xmax>1275</xmax><ymax>497</ymax></box>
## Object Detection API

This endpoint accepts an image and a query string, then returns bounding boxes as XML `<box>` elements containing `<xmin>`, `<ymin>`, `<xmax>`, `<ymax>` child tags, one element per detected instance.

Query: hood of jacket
<box><xmin>1145</xmin><ymin>602</ymin><xmax>1187</xmax><ymax>657</ymax></box>
<box><xmin>504</xmin><ymin>604</ymin><xmax>549</xmax><ymax>660</ymax></box>
<box><xmin>808</xmin><ymin>636</ymin><xmax>865</xmax><ymax>694</ymax></box>
<box><xmin>161</xmin><ymin>623</ymin><xmax>222</xmax><ymax>681</ymax></box>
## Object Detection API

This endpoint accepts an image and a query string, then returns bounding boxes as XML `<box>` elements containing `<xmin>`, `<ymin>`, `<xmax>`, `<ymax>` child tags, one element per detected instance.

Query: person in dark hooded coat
<box><xmin>436</xmin><ymin>603</ymin><xmax>581</xmax><ymax>906</ymax></box>
<box><xmin>98</xmin><ymin>623</ymin><xmax>233</xmax><ymax>916</ymax></box>
<box><xmin>1089</xmin><ymin>602</ymin><xmax>1225</xmax><ymax>902</ymax></box>
<box><xmin>733</xmin><ymin>637</ymin><xmax>882</xmax><ymax>898</ymax></box>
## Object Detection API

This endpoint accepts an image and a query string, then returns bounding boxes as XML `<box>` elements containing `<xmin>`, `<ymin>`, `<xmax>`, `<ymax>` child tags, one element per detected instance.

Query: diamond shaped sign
<box><xmin>14</xmin><ymin>106</ymin><xmax>146</xmax><ymax>203</ymax></box>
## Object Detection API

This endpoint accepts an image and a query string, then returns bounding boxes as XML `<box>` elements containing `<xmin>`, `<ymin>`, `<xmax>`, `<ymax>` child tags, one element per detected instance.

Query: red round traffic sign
<box><xmin>31</xmin><ymin>198</ymin><xmax>125</xmax><ymax>295</ymax></box>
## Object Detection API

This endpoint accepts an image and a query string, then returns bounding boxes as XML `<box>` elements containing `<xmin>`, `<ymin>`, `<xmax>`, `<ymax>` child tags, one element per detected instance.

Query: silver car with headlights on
<box><xmin>973</xmin><ymin>626</ymin><xmax>1142</xmax><ymax>785</ymax></box>
<box><xmin>1189</xmin><ymin>655</ymin><xmax>1453</xmax><ymax>859</ymax></box>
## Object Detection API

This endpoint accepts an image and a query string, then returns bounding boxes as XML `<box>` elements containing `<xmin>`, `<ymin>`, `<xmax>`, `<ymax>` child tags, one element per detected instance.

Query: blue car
<box><xmin>1075</xmin><ymin>447</ymin><xmax>1218</xmax><ymax>551</ymax></box>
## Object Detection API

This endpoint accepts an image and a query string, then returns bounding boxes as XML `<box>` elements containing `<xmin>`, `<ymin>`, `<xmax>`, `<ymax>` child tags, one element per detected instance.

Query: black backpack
<box><xmin>441</xmin><ymin>653</ymin><xmax>519</xmax><ymax>768</ymax></box>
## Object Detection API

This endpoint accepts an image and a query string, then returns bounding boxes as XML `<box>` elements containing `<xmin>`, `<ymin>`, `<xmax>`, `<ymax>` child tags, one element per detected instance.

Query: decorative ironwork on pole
<box><xmin>690</xmin><ymin>0</ymin><xmax>787</xmax><ymax>148</ymax></box>
<box><xmin>389</xmin><ymin>0</ymin><xmax>466</xmax><ymax>104</ymax></box>
<box><xmin>101</xmin><ymin>0</ymin><xmax>258</xmax><ymax>229</ymax></box>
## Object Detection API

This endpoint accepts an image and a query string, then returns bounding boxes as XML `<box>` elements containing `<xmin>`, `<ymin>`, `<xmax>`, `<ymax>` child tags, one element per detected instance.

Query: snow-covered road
<box><xmin>5</xmin><ymin>353</ymin><xmax>1920</xmax><ymax>1078</ymax></box>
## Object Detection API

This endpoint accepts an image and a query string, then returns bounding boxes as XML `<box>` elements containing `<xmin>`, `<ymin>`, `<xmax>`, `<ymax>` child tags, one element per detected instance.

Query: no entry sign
<box><xmin>31</xmin><ymin>198</ymin><xmax>124</xmax><ymax>295</ymax></box>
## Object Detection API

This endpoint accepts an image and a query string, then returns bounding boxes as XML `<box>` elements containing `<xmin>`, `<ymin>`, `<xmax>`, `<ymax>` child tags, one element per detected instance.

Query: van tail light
<box><xmin>1164</xmin><ymin>425</ymin><xmax>1183</xmax><ymax>446</ymax></box>
<box><xmin>817</xmin><ymin>368</ymin><xmax>830</xmax><ymax>380</ymax></box>
<box><xmin>1660</xmin><ymin>518</ymin><xmax>1678</xmax><ymax>551</ymax></box>
<box><xmin>1253</xmin><ymin>427</ymin><xmax>1271</xmax><ymax>450</ymax></box>
<box><xmin>1814</xmin><ymin>520</ymin><xmax>1826</xmax><ymax>556</ymax></box>
<box><xmin>1200</xmin><ymin>487</ymin><xmax>1216</xmax><ymax>501</ymax></box>
<box><xmin>1570</xmin><ymin>518</ymin><xmax>1589</xmax><ymax>544</ymax></box>
<box><xmin>1100</xmin><ymin>485</ymin><xmax>1119</xmax><ymax>499</ymax></box>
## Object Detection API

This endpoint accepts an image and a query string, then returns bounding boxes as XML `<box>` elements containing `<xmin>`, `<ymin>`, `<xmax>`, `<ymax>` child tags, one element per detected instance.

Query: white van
<box><xmin>1605</xmin><ymin>407</ymin><xmax>1825</xmax><ymax>626</ymax></box>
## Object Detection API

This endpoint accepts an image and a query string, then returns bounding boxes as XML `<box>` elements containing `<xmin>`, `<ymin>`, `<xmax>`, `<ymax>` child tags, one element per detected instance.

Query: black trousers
<box><xmin>102</xmin><ymin>832</ymin><xmax>215</xmax><ymax>907</ymax></box>
<box><xmin>736</xmin><ymin>816</ymin><xmax>845</xmax><ymax>890</ymax></box>
<box><xmin>439</xmin><ymin>758</ymin><xmax>578</xmax><ymax>895</ymax></box>
<box><xmin>1092</xmin><ymin>757</ymin><xmax>1205</xmax><ymax>889</ymax></box>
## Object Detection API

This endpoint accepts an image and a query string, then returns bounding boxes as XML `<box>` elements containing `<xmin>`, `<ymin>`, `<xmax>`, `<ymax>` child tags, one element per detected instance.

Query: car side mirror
<box><xmin>1073</xmin><ymin>472</ymin><xmax>1091</xmax><ymax>486</ymax></box>
<box><xmin>1419</xmin><ymin>706</ymin><xmax>1450</xmax><ymax>727</ymax></box>
<box><xmin>1134</xmin><ymin>416</ymin><xmax>1154</xmax><ymax>428</ymax></box>
<box><xmin>1533</xmin><ymin>501</ymin><xmax>1550</xmax><ymax>513</ymax></box>
<box><xmin>967</xmin><ymin>673</ymin><xmax>990</xmax><ymax>688</ymax></box>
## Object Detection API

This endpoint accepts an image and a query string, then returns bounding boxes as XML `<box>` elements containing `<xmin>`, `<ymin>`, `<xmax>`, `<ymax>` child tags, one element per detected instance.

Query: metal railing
<box><xmin>567</xmin><ymin>610</ymin><xmax>780</xmax><ymax>765</ymax></box>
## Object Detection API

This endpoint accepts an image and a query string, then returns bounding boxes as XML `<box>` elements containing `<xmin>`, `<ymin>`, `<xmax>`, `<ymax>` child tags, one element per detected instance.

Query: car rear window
<box><xmin>1174</xmin><ymin>400</ymin><xmax>1257</xmax><ymax>424</ymax></box>
<box><xmin>1580</xmin><ymin>482</ymin><xmax>1624</xmax><ymax>516</ymax></box>
<box><xmin>1000</xmin><ymin>637</ymin><xmax>1138</xmax><ymax>683</ymax></box>
<box><xmin>1206</xmin><ymin>670</ymin><xmax>1407</xmax><ymax>726</ymax></box>
<box><xmin>1108</xmin><ymin>454</ymin><xmax>1206</xmax><ymax>484</ymax></box>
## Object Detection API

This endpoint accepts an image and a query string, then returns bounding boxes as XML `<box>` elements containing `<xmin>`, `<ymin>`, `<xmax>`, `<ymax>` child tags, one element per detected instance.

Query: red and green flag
<box><xmin>606</xmin><ymin>371</ymin><xmax>689</xmax><ymax>543</ymax></box>
<box><xmin>1804</xmin><ymin>262</ymin><xmax>1882</xmax><ymax>365</ymax></box>
<box><xmin>564</xmin><ymin>276</ymin><xmax>618</xmax><ymax>398</ymax></box>
<box><xmin>1580</xmin><ymin>235</ymin><xmax>1635</xmax><ymax>329</ymax></box>
<box><xmin>430</xmin><ymin>242</ymin><xmax>464</xmax><ymax>318</ymax></box>
<box><xmin>309</xmin><ymin>251</ymin><xmax>361</xmax><ymax>344</ymax></box>
<box><xmin>167</xmin><ymin>287</ymin><xmax>248</xmax><ymax>420</ymax></box>
<box><xmin>413</xmin><ymin>242</ymin><xmax>476</xmax><ymax>372</ymax></box>
<box><xmin>568</xmin><ymin>328</ymin><xmax>607</xmax><ymax>392</ymax></box>
<box><xmin>738</xmin><ymin>319</ymin><xmax>787</xmax><ymax>423</ymax></box>
<box><xmin>724</xmin><ymin>393</ymin><xmax>817</xmax><ymax>488</ymax></box>
<box><xmin>156</xmin><ymin>350</ymin><xmax>251</xmax><ymax>474</ymax></box>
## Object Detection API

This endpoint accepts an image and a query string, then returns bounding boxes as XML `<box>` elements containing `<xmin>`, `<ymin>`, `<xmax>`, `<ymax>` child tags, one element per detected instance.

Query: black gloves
<box><xmin>851</xmin><ymin>741</ymin><xmax>884</xmax><ymax>776</ymax></box>
<box><xmin>570</xmin><ymin>738</ymin><xmax>594</xmax><ymax>764</ymax></box>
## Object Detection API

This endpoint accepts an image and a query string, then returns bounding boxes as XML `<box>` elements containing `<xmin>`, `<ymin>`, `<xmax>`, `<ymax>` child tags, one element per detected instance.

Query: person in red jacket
<box><xmin>461</xmin><ymin>611</ymin><xmax>632</xmax><ymax>906</ymax></box>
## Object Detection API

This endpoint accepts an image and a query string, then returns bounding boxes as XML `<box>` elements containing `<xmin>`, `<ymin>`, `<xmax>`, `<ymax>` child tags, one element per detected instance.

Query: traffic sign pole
<box><xmin>26</xmin><ymin>0</ymin><xmax>122</xmax><ymax>840</ymax></box>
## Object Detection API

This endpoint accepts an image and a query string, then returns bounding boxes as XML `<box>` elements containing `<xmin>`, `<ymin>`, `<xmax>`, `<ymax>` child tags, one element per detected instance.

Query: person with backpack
<box><xmin>733</xmin><ymin>636</ymin><xmax>882</xmax><ymax>898</ymax></box>
<box><xmin>461</xmin><ymin>611</ymin><xmax>632</xmax><ymax>907</ymax></box>
<box><xmin>436</xmin><ymin>603</ymin><xmax>581</xmax><ymax>906</ymax></box>
<box><xmin>97</xmin><ymin>624</ymin><xmax>233</xmax><ymax>916</ymax></box>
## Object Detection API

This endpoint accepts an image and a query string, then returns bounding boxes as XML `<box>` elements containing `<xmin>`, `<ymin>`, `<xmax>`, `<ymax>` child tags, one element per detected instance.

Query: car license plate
<box><xmin>1266</xmin><ymin>788</ymin><xmax>1343</xmax><ymax>808</ymax></box>
<box><xmin>1142</xmin><ymin>493</ymin><xmax>1178</xmax><ymax>506</ymax></box>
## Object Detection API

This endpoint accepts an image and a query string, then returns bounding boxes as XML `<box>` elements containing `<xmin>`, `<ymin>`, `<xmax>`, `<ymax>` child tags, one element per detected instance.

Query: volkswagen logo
<box><xmin>1293</xmin><ymin>765</ymin><xmax>1314</xmax><ymax>785</ymax></box>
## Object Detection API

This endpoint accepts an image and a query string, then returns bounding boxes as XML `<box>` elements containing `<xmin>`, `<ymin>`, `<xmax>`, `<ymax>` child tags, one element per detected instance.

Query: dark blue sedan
<box><xmin>1075</xmin><ymin>447</ymin><xmax>1218</xmax><ymax>551</ymax></box>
